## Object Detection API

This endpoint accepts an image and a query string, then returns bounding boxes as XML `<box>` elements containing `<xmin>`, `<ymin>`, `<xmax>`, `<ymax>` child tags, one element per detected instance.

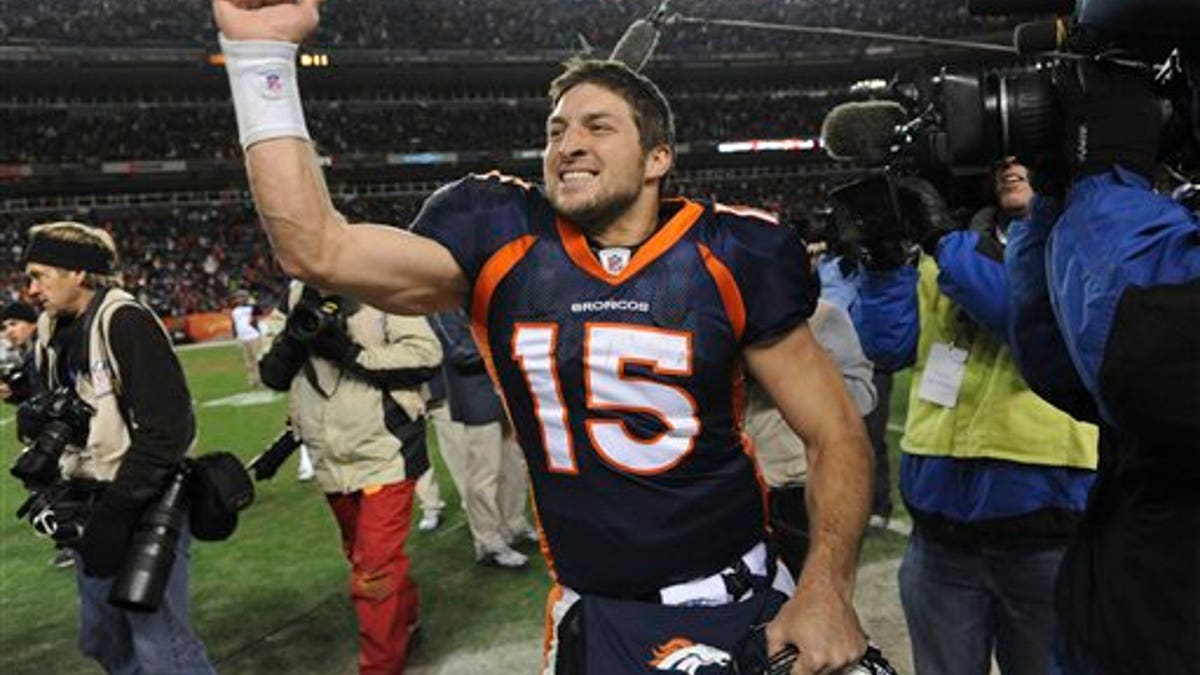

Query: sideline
<box><xmin>178</xmin><ymin>338</ymin><xmax>239</xmax><ymax>353</ymax></box>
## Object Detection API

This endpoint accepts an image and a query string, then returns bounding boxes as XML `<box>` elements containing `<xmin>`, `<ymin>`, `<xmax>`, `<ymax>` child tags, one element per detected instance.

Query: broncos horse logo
<box><xmin>649</xmin><ymin>637</ymin><xmax>733</xmax><ymax>674</ymax></box>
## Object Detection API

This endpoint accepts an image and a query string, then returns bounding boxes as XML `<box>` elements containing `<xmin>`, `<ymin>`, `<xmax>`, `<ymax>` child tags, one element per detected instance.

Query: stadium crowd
<box><xmin>1</xmin><ymin>205</ymin><xmax>282</xmax><ymax>316</ymax></box>
<box><xmin>2</xmin><ymin>173</ymin><xmax>831</xmax><ymax>317</ymax></box>
<box><xmin>0</xmin><ymin>0</ymin><xmax>1010</xmax><ymax>51</ymax></box>
<box><xmin>3</xmin><ymin>90</ymin><xmax>841</xmax><ymax>163</ymax></box>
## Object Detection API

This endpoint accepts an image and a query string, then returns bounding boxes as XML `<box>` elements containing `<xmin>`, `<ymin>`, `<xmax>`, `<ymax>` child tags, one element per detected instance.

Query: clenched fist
<box><xmin>213</xmin><ymin>0</ymin><xmax>321</xmax><ymax>43</ymax></box>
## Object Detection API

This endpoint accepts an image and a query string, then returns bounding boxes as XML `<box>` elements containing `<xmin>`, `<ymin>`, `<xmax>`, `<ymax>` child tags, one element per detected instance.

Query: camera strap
<box><xmin>301</xmin><ymin>358</ymin><xmax>341</xmax><ymax>400</ymax></box>
<box><xmin>94</xmin><ymin>296</ymin><xmax>136</xmax><ymax>431</ymax></box>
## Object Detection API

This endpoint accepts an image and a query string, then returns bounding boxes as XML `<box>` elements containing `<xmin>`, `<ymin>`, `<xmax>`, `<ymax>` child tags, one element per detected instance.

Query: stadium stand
<box><xmin>0</xmin><ymin>0</ymin><xmax>1012</xmax><ymax>50</ymax></box>
<box><xmin>2</xmin><ymin>89</ymin><xmax>843</xmax><ymax>162</ymax></box>
<box><xmin>2</xmin><ymin>0</ymin><xmax>1015</xmax><ymax>330</ymax></box>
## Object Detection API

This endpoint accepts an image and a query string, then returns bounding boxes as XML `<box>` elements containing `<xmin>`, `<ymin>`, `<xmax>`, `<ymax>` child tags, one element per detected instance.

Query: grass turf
<box><xmin>0</xmin><ymin>344</ymin><xmax>911</xmax><ymax>674</ymax></box>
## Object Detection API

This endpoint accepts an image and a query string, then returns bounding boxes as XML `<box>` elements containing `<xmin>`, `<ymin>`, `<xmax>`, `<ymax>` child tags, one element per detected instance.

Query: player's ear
<box><xmin>644</xmin><ymin>144</ymin><xmax>673</xmax><ymax>181</ymax></box>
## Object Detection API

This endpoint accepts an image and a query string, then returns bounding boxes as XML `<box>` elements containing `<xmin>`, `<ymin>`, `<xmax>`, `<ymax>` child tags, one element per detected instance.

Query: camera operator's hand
<box><xmin>310</xmin><ymin>326</ymin><xmax>362</xmax><ymax>366</ymax></box>
<box><xmin>77</xmin><ymin>491</ymin><xmax>144</xmax><ymax>578</ymax></box>
<box><xmin>893</xmin><ymin>176</ymin><xmax>958</xmax><ymax>256</ymax></box>
<box><xmin>1057</xmin><ymin>60</ymin><xmax>1161</xmax><ymax>182</ymax></box>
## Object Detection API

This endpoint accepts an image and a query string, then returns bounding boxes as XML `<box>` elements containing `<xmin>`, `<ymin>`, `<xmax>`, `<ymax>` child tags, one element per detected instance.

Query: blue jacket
<box><xmin>815</xmin><ymin>254</ymin><xmax>860</xmax><ymax>314</ymax></box>
<box><xmin>1008</xmin><ymin>167</ymin><xmax>1200</xmax><ymax>439</ymax></box>
<box><xmin>428</xmin><ymin>309</ymin><xmax>504</xmax><ymax>426</ymax></box>
<box><xmin>855</xmin><ymin>218</ymin><xmax>1095</xmax><ymax>541</ymax></box>
<box><xmin>1005</xmin><ymin>167</ymin><xmax>1200</xmax><ymax>675</ymax></box>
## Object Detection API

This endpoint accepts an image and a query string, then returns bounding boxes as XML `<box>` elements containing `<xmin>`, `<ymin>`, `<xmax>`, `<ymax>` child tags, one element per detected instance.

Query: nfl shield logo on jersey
<box><xmin>599</xmin><ymin>247</ymin><xmax>632</xmax><ymax>276</ymax></box>
<box><xmin>648</xmin><ymin>637</ymin><xmax>733</xmax><ymax>674</ymax></box>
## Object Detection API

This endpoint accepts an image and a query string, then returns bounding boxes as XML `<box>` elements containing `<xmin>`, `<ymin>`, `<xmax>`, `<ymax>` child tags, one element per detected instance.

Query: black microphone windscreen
<box><xmin>1014</xmin><ymin>19</ymin><xmax>1065</xmax><ymax>54</ymax></box>
<box><xmin>821</xmin><ymin>101</ymin><xmax>908</xmax><ymax>165</ymax></box>
<box><xmin>966</xmin><ymin>0</ymin><xmax>1075</xmax><ymax>16</ymax></box>
<box><xmin>609</xmin><ymin>19</ymin><xmax>660</xmax><ymax>71</ymax></box>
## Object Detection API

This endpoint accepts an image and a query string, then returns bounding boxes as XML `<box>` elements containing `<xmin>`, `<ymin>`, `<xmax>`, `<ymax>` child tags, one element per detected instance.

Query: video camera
<box><xmin>822</xmin><ymin>0</ymin><xmax>1200</xmax><ymax>174</ymax></box>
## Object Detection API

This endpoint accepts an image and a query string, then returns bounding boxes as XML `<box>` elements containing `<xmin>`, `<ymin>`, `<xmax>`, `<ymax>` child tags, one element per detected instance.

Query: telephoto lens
<box><xmin>108</xmin><ymin>467</ymin><xmax>189</xmax><ymax>612</ymax></box>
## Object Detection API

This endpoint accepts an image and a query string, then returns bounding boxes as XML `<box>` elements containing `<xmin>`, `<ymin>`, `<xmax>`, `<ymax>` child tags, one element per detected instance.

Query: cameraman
<box><xmin>21</xmin><ymin>222</ymin><xmax>214</xmax><ymax>673</ymax></box>
<box><xmin>851</xmin><ymin>162</ymin><xmax>1098</xmax><ymax>675</ymax></box>
<box><xmin>259</xmin><ymin>280</ymin><xmax>441</xmax><ymax>674</ymax></box>
<box><xmin>1006</xmin><ymin>61</ymin><xmax>1200</xmax><ymax>673</ymax></box>
<box><xmin>1</xmin><ymin>300</ymin><xmax>39</xmax><ymax>404</ymax></box>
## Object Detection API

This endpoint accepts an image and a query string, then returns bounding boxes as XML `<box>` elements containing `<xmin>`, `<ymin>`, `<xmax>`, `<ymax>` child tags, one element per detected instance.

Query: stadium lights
<box><xmin>717</xmin><ymin>138</ymin><xmax>820</xmax><ymax>153</ymax></box>
<box><xmin>300</xmin><ymin>53</ymin><xmax>331</xmax><ymax>67</ymax></box>
<box><xmin>850</xmin><ymin>78</ymin><xmax>889</xmax><ymax>94</ymax></box>
<box><xmin>206</xmin><ymin>52</ymin><xmax>330</xmax><ymax>67</ymax></box>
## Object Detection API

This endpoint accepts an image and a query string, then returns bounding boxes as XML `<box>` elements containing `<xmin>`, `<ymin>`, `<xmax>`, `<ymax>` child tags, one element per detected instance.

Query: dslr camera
<box><xmin>287</xmin><ymin>287</ymin><xmax>359</xmax><ymax>344</ymax></box>
<box><xmin>11</xmin><ymin>387</ymin><xmax>94</xmax><ymax>490</ymax></box>
<box><xmin>259</xmin><ymin>285</ymin><xmax>362</xmax><ymax>391</ymax></box>
<box><xmin>0</xmin><ymin>354</ymin><xmax>30</xmax><ymax>401</ymax></box>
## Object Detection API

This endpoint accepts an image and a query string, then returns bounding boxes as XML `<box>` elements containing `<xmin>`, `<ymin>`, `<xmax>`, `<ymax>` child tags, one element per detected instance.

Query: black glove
<box><xmin>77</xmin><ymin>490</ymin><xmax>144</xmax><ymax>578</ymax></box>
<box><xmin>1056</xmin><ymin>60</ymin><xmax>1162</xmax><ymax>182</ymax></box>
<box><xmin>860</xmin><ymin>238</ymin><xmax>916</xmax><ymax>271</ymax></box>
<box><xmin>893</xmin><ymin>176</ymin><xmax>958</xmax><ymax>256</ymax></box>
<box><xmin>258</xmin><ymin>333</ymin><xmax>308</xmax><ymax>391</ymax></box>
<box><xmin>310</xmin><ymin>327</ymin><xmax>361</xmax><ymax>366</ymax></box>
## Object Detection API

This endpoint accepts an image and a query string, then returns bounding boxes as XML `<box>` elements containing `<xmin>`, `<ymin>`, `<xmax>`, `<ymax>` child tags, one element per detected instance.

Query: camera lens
<box><xmin>985</xmin><ymin>70</ymin><xmax>1059</xmax><ymax>159</ymax></box>
<box><xmin>289</xmin><ymin>306</ymin><xmax>323</xmax><ymax>342</ymax></box>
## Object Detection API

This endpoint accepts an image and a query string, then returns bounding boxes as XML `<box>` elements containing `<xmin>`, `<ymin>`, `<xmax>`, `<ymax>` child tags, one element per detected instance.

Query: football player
<box><xmin>214</xmin><ymin>2</ymin><xmax>875</xmax><ymax>672</ymax></box>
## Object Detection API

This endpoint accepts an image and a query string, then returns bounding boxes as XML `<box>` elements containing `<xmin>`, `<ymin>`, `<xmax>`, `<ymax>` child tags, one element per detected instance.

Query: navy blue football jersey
<box><xmin>413</xmin><ymin>173</ymin><xmax>817</xmax><ymax>596</ymax></box>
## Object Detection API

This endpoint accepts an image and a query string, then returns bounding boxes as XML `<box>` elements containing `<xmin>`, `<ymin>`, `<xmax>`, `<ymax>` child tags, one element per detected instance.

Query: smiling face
<box><xmin>543</xmin><ymin>82</ymin><xmax>671</xmax><ymax>236</ymax></box>
<box><xmin>994</xmin><ymin>157</ymin><xmax>1033</xmax><ymax>217</ymax></box>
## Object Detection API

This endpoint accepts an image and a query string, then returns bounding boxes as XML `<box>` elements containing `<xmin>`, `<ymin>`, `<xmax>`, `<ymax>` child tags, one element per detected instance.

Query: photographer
<box><xmin>1</xmin><ymin>300</ymin><xmax>39</xmax><ymax>404</ymax></box>
<box><xmin>259</xmin><ymin>279</ymin><xmax>441</xmax><ymax>674</ymax></box>
<box><xmin>1005</xmin><ymin>60</ymin><xmax>1200</xmax><ymax>673</ymax></box>
<box><xmin>851</xmin><ymin>163</ymin><xmax>1098</xmax><ymax>675</ymax></box>
<box><xmin>20</xmin><ymin>222</ymin><xmax>214</xmax><ymax>673</ymax></box>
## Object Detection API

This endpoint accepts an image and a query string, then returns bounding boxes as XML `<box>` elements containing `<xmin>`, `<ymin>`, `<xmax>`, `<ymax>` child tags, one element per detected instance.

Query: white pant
<box><xmin>429</xmin><ymin>405</ymin><xmax>531</xmax><ymax>553</ymax></box>
<box><xmin>415</xmin><ymin>463</ymin><xmax>444</xmax><ymax>514</ymax></box>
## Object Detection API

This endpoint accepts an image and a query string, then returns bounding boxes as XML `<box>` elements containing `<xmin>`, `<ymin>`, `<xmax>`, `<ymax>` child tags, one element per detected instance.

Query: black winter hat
<box><xmin>0</xmin><ymin>301</ymin><xmax>37</xmax><ymax>324</ymax></box>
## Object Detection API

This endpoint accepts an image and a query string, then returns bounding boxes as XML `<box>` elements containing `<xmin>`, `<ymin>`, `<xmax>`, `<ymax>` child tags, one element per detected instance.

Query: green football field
<box><xmin>0</xmin><ymin>343</ymin><xmax>910</xmax><ymax>674</ymax></box>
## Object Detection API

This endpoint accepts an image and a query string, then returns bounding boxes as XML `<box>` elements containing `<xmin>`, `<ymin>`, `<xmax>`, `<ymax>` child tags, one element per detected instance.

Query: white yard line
<box><xmin>177</xmin><ymin>339</ymin><xmax>239</xmax><ymax>352</ymax></box>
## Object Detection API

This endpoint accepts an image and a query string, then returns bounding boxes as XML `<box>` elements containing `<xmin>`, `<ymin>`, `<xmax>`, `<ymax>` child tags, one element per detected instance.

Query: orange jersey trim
<box><xmin>696</xmin><ymin>243</ymin><xmax>747</xmax><ymax>344</ymax></box>
<box><xmin>556</xmin><ymin>199</ymin><xmax>705</xmax><ymax>286</ymax></box>
<box><xmin>470</xmin><ymin>235</ymin><xmax>538</xmax><ymax>426</ymax></box>
<box><xmin>542</xmin><ymin>584</ymin><xmax>565</xmax><ymax>671</ymax></box>
<box><xmin>470</xmin><ymin>234</ymin><xmax>538</xmax><ymax>367</ymax></box>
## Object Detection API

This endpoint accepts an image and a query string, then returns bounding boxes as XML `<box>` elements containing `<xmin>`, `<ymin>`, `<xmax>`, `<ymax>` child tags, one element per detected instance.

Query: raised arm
<box><xmin>214</xmin><ymin>0</ymin><xmax>467</xmax><ymax>314</ymax></box>
<box><xmin>745</xmin><ymin>324</ymin><xmax>871</xmax><ymax>674</ymax></box>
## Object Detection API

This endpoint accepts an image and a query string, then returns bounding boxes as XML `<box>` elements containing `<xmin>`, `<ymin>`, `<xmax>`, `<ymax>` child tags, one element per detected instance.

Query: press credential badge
<box><xmin>918</xmin><ymin>342</ymin><xmax>968</xmax><ymax>407</ymax></box>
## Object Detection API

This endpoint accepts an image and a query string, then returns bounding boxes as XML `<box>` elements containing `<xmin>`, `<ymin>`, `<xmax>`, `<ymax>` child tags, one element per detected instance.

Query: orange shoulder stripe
<box><xmin>470</xmin><ymin>234</ymin><xmax>538</xmax><ymax>375</ymax></box>
<box><xmin>697</xmin><ymin>243</ymin><xmax>746</xmax><ymax>344</ymax></box>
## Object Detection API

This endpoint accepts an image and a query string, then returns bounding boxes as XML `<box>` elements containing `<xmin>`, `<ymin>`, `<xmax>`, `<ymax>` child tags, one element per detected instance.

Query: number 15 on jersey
<box><xmin>512</xmin><ymin>323</ymin><xmax>701</xmax><ymax>476</ymax></box>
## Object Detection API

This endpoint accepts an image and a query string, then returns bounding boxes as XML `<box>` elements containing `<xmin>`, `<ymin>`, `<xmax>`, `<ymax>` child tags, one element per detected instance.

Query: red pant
<box><xmin>327</xmin><ymin>480</ymin><xmax>419</xmax><ymax>675</ymax></box>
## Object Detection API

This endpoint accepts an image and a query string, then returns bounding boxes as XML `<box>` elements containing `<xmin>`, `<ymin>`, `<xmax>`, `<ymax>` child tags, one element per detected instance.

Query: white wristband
<box><xmin>219</xmin><ymin>34</ymin><xmax>311</xmax><ymax>149</ymax></box>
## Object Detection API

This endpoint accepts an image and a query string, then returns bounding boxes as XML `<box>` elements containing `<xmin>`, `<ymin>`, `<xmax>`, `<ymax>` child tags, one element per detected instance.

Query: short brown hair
<box><xmin>27</xmin><ymin>221</ymin><xmax>123</xmax><ymax>289</ymax></box>
<box><xmin>548</xmin><ymin>58</ymin><xmax>676</xmax><ymax>153</ymax></box>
